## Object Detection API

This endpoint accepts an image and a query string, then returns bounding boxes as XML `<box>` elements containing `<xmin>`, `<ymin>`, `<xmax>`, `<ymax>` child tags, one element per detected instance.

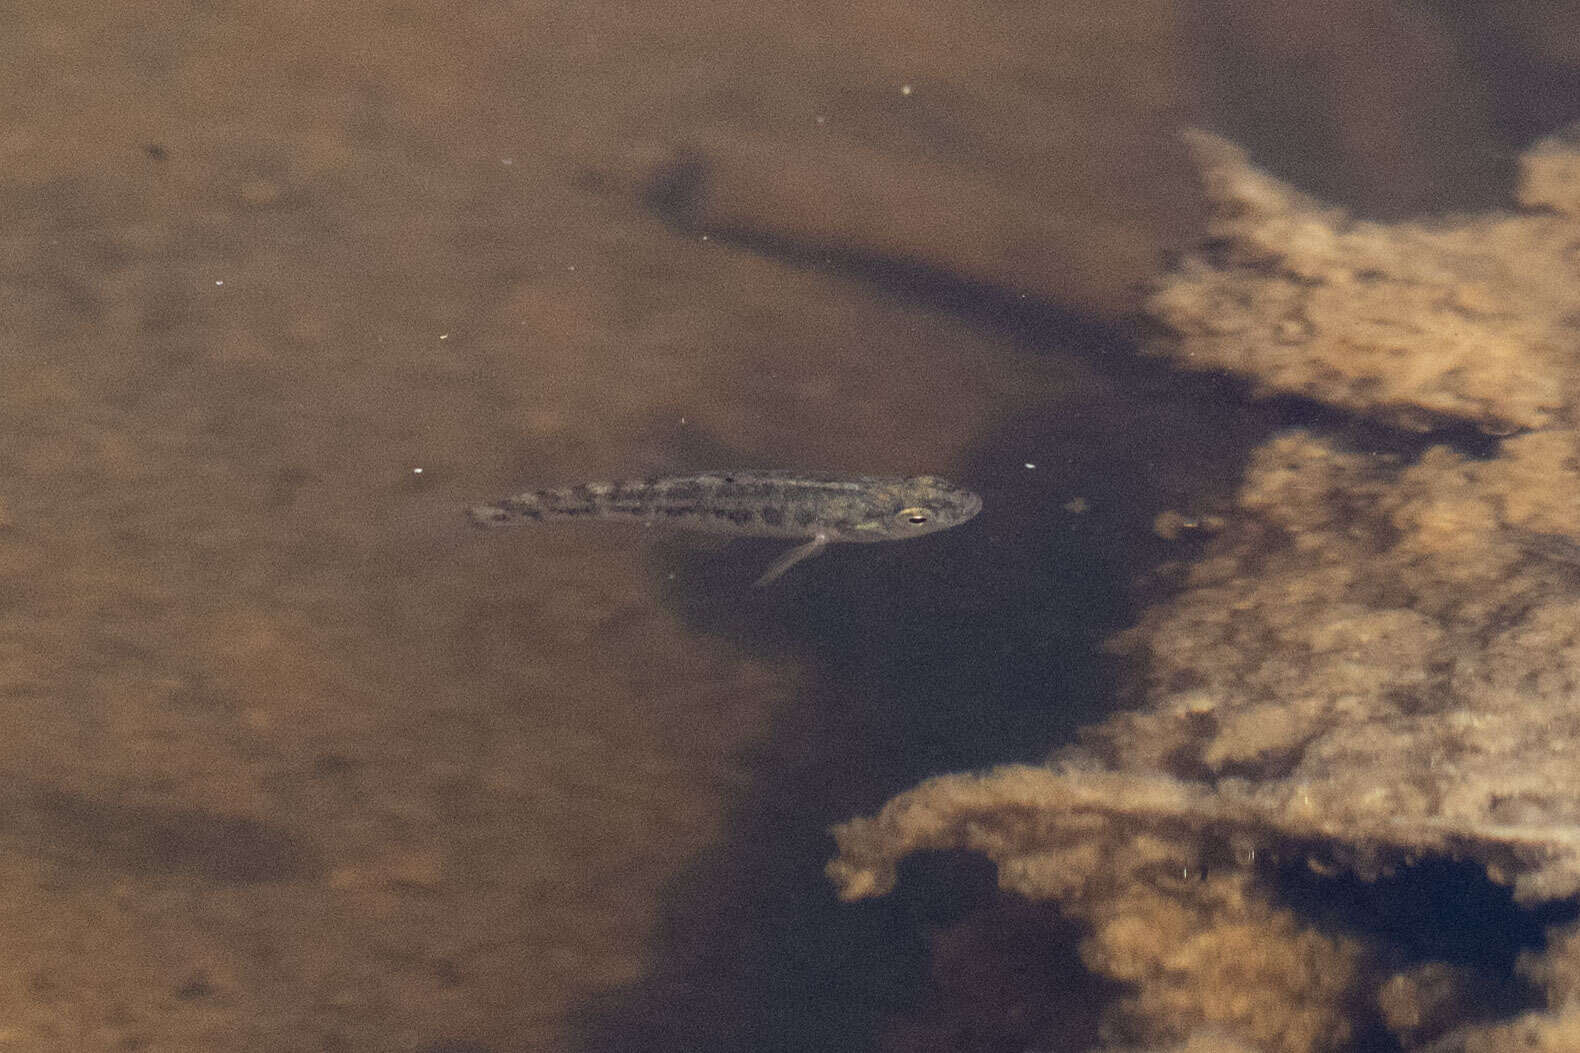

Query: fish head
<box><xmin>863</xmin><ymin>475</ymin><xmax>983</xmax><ymax>539</ymax></box>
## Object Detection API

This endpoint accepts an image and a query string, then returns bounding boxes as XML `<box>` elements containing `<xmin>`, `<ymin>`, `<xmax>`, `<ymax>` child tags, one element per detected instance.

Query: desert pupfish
<box><xmin>468</xmin><ymin>470</ymin><xmax>983</xmax><ymax>585</ymax></box>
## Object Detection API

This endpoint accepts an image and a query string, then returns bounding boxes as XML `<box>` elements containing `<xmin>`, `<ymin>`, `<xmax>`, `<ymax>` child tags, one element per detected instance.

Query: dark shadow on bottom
<box><xmin>1271</xmin><ymin>856</ymin><xmax>1580</xmax><ymax>1051</ymax></box>
<box><xmin>567</xmin><ymin>337</ymin><xmax>1301</xmax><ymax>1051</ymax></box>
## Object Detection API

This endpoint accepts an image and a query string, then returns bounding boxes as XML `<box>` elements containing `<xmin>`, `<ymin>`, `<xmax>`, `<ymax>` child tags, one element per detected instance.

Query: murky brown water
<box><xmin>3</xmin><ymin>0</ymin><xmax>1574</xmax><ymax>1050</ymax></box>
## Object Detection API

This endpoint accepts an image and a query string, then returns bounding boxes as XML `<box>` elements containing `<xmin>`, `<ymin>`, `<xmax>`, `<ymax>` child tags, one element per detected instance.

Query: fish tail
<box><xmin>467</xmin><ymin>483</ymin><xmax>618</xmax><ymax>527</ymax></box>
<box><xmin>467</xmin><ymin>494</ymin><xmax>544</xmax><ymax>526</ymax></box>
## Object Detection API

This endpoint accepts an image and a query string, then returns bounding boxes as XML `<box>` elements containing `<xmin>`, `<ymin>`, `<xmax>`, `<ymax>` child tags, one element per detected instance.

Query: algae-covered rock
<box><xmin>832</xmin><ymin>124</ymin><xmax>1580</xmax><ymax>1052</ymax></box>
<box><xmin>1146</xmin><ymin>130</ymin><xmax>1580</xmax><ymax>432</ymax></box>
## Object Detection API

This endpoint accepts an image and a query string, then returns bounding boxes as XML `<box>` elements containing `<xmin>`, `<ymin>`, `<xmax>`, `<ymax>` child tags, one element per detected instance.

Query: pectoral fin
<box><xmin>754</xmin><ymin>533</ymin><xmax>828</xmax><ymax>587</ymax></box>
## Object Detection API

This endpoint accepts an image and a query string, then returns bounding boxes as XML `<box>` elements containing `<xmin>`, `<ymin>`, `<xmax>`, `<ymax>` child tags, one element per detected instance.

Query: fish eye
<box><xmin>897</xmin><ymin>507</ymin><xmax>930</xmax><ymax>525</ymax></box>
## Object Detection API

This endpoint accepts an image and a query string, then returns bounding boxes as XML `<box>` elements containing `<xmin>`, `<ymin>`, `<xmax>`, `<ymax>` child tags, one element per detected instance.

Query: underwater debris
<box><xmin>1145</xmin><ymin>130</ymin><xmax>1580</xmax><ymax>434</ymax></box>
<box><xmin>831</xmin><ymin>124</ymin><xmax>1580</xmax><ymax>1052</ymax></box>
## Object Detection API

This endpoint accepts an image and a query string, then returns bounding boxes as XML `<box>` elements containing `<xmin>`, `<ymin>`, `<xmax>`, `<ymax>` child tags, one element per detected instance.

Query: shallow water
<box><xmin>3</xmin><ymin>1</ymin><xmax>1572</xmax><ymax>1050</ymax></box>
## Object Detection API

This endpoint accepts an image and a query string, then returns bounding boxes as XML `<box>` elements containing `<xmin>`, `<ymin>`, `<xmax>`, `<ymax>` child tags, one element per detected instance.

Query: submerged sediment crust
<box><xmin>1145</xmin><ymin>130</ymin><xmax>1580</xmax><ymax>433</ymax></box>
<box><xmin>832</xmin><ymin>124</ymin><xmax>1580</xmax><ymax>1052</ymax></box>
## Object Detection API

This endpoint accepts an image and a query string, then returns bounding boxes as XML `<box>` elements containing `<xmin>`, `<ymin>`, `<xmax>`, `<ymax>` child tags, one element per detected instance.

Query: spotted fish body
<box><xmin>468</xmin><ymin>470</ymin><xmax>983</xmax><ymax>584</ymax></box>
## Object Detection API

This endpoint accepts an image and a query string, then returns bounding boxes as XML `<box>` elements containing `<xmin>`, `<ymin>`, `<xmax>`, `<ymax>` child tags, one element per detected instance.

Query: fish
<box><xmin>467</xmin><ymin>470</ymin><xmax>983</xmax><ymax>585</ymax></box>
